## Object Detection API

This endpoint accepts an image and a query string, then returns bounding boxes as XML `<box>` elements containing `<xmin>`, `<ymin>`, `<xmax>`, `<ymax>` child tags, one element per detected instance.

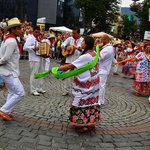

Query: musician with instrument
<box><xmin>61</xmin><ymin>27</ymin><xmax>83</xmax><ymax>96</ymax></box>
<box><xmin>23</xmin><ymin>26</ymin><xmax>46</xmax><ymax>96</ymax></box>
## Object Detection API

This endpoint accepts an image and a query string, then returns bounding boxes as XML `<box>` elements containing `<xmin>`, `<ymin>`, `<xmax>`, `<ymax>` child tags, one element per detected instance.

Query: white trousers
<box><xmin>113</xmin><ymin>58</ymin><xmax>118</xmax><ymax>73</ymax></box>
<box><xmin>44</xmin><ymin>58</ymin><xmax>50</xmax><ymax>71</ymax></box>
<box><xmin>0</xmin><ymin>75</ymin><xmax>25</xmax><ymax>114</ymax></box>
<box><xmin>30</xmin><ymin>61</ymin><xmax>44</xmax><ymax>93</ymax></box>
<box><xmin>63</xmin><ymin>77</ymin><xmax>73</xmax><ymax>93</ymax></box>
<box><xmin>99</xmin><ymin>74</ymin><xmax>108</xmax><ymax>104</ymax></box>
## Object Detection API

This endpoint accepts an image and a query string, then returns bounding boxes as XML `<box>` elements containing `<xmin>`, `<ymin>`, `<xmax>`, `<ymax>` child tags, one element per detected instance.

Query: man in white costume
<box><xmin>98</xmin><ymin>34</ymin><xmax>114</xmax><ymax>105</ymax></box>
<box><xmin>0</xmin><ymin>17</ymin><xmax>25</xmax><ymax>121</ymax></box>
<box><xmin>61</xmin><ymin>27</ymin><xmax>83</xmax><ymax>96</ymax></box>
<box><xmin>23</xmin><ymin>26</ymin><xmax>46</xmax><ymax>96</ymax></box>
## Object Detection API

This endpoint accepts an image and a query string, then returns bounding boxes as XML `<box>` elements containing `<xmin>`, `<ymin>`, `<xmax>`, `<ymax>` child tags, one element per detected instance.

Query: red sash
<box><xmin>74</xmin><ymin>36</ymin><xmax>81</xmax><ymax>46</ymax></box>
<box><xmin>4</xmin><ymin>35</ymin><xmax>22</xmax><ymax>54</ymax></box>
<box><xmin>127</xmin><ymin>46</ymin><xmax>142</xmax><ymax>55</ymax></box>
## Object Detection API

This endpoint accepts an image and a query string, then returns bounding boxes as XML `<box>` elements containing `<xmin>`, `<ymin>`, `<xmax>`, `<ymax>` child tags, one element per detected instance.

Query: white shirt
<box><xmin>99</xmin><ymin>43</ymin><xmax>114</xmax><ymax>75</ymax></box>
<box><xmin>23</xmin><ymin>34</ymin><xmax>41</xmax><ymax>62</ymax></box>
<box><xmin>0</xmin><ymin>22</ymin><xmax>7</xmax><ymax>28</ymax></box>
<box><xmin>41</xmin><ymin>39</ymin><xmax>50</xmax><ymax>45</ymax></box>
<box><xmin>72</xmin><ymin>53</ymin><xmax>100</xmax><ymax>107</ymax></box>
<box><xmin>24</xmin><ymin>33</ymin><xmax>31</xmax><ymax>40</ymax></box>
<box><xmin>61</xmin><ymin>36</ymin><xmax>83</xmax><ymax>63</ymax></box>
<box><xmin>0</xmin><ymin>38</ymin><xmax>20</xmax><ymax>77</ymax></box>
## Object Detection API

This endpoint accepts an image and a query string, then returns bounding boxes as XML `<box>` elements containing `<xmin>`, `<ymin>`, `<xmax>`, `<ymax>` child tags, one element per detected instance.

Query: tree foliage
<box><xmin>121</xmin><ymin>15</ymin><xmax>138</xmax><ymax>40</ymax></box>
<box><xmin>73</xmin><ymin>0</ymin><xmax>121</xmax><ymax>32</ymax></box>
<box><xmin>135</xmin><ymin>0</ymin><xmax>150</xmax><ymax>37</ymax></box>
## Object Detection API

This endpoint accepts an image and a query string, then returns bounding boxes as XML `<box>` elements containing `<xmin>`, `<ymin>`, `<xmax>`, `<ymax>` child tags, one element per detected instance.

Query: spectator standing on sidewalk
<box><xmin>0</xmin><ymin>19</ymin><xmax>7</xmax><ymax>29</ymax></box>
<box><xmin>55</xmin><ymin>34</ymin><xmax>63</xmax><ymax>60</ymax></box>
<box><xmin>48</xmin><ymin>34</ymin><xmax>56</xmax><ymax>59</ymax></box>
<box><xmin>41</xmin><ymin>33</ymin><xmax>51</xmax><ymax>71</ymax></box>
<box><xmin>0</xmin><ymin>17</ymin><xmax>25</xmax><ymax>121</ymax></box>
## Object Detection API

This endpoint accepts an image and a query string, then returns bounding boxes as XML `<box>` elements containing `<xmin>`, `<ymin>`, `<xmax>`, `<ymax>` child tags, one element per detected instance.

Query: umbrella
<box><xmin>91</xmin><ymin>32</ymin><xmax>114</xmax><ymax>39</ymax></box>
<box><xmin>49</xmin><ymin>26</ymin><xmax>72</xmax><ymax>33</ymax></box>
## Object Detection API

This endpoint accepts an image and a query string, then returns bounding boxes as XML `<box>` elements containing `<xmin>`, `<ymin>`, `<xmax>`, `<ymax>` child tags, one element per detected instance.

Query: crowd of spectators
<box><xmin>0</xmin><ymin>18</ymin><xmax>72</xmax><ymax>61</ymax></box>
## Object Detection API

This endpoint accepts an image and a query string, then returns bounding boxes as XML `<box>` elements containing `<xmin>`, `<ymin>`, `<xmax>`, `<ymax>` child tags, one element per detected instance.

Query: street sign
<box><xmin>144</xmin><ymin>31</ymin><xmax>150</xmax><ymax>40</ymax></box>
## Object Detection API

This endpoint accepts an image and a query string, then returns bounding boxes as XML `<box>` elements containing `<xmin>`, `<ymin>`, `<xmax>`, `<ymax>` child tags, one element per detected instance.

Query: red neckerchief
<box><xmin>127</xmin><ymin>46</ymin><xmax>142</xmax><ymax>55</ymax></box>
<box><xmin>37</xmin><ymin>36</ymin><xmax>42</xmax><ymax>42</ymax></box>
<box><xmin>74</xmin><ymin>36</ymin><xmax>81</xmax><ymax>46</ymax></box>
<box><xmin>4</xmin><ymin>35</ymin><xmax>22</xmax><ymax>54</ymax></box>
<box><xmin>50</xmin><ymin>39</ymin><xmax>54</xmax><ymax>48</ymax></box>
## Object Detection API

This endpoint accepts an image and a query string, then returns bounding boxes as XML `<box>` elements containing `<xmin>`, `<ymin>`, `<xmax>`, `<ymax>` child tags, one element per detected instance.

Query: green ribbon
<box><xmin>34</xmin><ymin>70</ymin><xmax>50</xmax><ymax>79</ymax></box>
<box><xmin>34</xmin><ymin>44</ymin><xmax>101</xmax><ymax>79</ymax></box>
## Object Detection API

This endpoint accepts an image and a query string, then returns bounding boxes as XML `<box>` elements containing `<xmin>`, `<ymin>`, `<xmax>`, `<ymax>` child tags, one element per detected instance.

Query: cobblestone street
<box><xmin>0</xmin><ymin>59</ymin><xmax>150</xmax><ymax>150</ymax></box>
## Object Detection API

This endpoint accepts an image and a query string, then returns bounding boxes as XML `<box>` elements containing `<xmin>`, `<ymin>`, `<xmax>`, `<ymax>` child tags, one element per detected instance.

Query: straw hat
<box><xmin>4</xmin><ymin>17</ymin><xmax>21</xmax><ymax>32</ymax></box>
<box><xmin>113</xmin><ymin>40</ymin><xmax>121</xmax><ymax>46</ymax></box>
<box><xmin>48</xmin><ymin>34</ymin><xmax>56</xmax><ymax>39</ymax></box>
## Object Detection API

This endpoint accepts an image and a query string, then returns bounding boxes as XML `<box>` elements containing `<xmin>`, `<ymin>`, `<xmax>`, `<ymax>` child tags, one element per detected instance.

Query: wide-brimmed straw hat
<box><xmin>113</xmin><ymin>40</ymin><xmax>121</xmax><ymax>46</ymax></box>
<box><xmin>4</xmin><ymin>17</ymin><xmax>21</xmax><ymax>32</ymax></box>
<box><xmin>48</xmin><ymin>34</ymin><xmax>56</xmax><ymax>39</ymax></box>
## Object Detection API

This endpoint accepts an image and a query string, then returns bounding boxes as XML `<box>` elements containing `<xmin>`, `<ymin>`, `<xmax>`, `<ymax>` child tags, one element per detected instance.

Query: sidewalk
<box><xmin>0</xmin><ymin>59</ymin><xmax>150</xmax><ymax>150</ymax></box>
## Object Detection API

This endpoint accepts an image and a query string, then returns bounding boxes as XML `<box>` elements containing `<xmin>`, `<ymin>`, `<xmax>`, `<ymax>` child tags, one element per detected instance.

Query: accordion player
<box><xmin>35</xmin><ymin>42</ymin><xmax>50</xmax><ymax>58</ymax></box>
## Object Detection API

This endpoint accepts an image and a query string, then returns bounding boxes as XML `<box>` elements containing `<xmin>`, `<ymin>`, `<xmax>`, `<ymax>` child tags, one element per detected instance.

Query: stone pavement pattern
<box><xmin>0</xmin><ymin>59</ymin><xmax>150</xmax><ymax>150</ymax></box>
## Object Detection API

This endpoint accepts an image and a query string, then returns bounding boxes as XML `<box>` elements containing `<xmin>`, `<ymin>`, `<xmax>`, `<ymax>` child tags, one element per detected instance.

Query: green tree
<box><xmin>121</xmin><ymin>15</ymin><xmax>138</xmax><ymax>40</ymax></box>
<box><xmin>135</xmin><ymin>0</ymin><xmax>150</xmax><ymax>38</ymax></box>
<box><xmin>74</xmin><ymin>0</ymin><xmax>121</xmax><ymax>33</ymax></box>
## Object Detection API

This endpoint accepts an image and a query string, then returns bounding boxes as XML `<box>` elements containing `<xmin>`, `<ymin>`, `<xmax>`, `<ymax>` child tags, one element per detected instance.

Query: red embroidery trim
<box><xmin>74</xmin><ymin>76</ymin><xmax>99</xmax><ymax>89</ymax></box>
<box><xmin>78</xmin><ymin>96</ymin><xmax>99</xmax><ymax>106</ymax></box>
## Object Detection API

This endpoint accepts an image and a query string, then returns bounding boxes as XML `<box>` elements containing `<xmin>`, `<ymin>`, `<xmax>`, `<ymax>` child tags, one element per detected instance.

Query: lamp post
<box><xmin>79</xmin><ymin>8</ymin><xmax>83</xmax><ymax>27</ymax></box>
<box><xmin>58</xmin><ymin>0</ymin><xmax>64</xmax><ymax>18</ymax></box>
<box><xmin>57</xmin><ymin>0</ymin><xmax>64</xmax><ymax>25</ymax></box>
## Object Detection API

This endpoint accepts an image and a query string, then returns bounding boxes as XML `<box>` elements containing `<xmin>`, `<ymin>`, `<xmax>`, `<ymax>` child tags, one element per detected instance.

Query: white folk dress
<box><xmin>69</xmin><ymin>52</ymin><xmax>101</xmax><ymax>126</ymax></box>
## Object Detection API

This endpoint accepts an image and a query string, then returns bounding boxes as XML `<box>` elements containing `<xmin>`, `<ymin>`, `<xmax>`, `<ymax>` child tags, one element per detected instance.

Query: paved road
<box><xmin>0</xmin><ymin>59</ymin><xmax>150</xmax><ymax>150</ymax></box>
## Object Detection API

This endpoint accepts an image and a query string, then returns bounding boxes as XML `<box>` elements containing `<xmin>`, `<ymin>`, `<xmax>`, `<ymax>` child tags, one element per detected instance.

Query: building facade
<box><xmin>0</xmin><ymin>0</ymin><xmax>80</xmax><ymax>29</ymax></box>
<box><xmin>0</xmin><ymin>0</ymin><xmax>63</xmax><ymax>24</ymax></box>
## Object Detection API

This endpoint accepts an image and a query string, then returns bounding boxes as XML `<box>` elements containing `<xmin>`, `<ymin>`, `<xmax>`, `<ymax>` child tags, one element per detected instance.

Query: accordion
<box><xmin>36</xmin><ymin>42</ymin><xmax>50</xmax><ymax>58</ymax></box>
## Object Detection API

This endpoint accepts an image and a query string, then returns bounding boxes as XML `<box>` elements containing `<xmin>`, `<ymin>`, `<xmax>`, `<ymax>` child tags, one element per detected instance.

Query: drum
<box><xmin>36</xmin><ymin>42</ymin><xmax>50</xmax><ymax>58</ymax></box>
